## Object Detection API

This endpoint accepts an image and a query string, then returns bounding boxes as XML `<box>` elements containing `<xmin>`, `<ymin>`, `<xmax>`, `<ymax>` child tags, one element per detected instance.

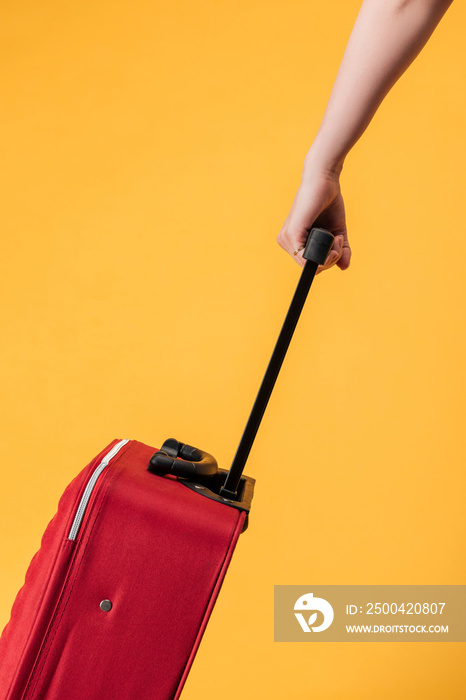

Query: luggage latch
<box><xmin>148</xmin><ymin>439</ymin><xmax>255</xmax><ymax>532</ymax></box>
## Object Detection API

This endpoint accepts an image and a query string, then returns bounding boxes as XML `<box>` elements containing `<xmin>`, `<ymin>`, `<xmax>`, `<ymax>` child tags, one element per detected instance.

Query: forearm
<box><xmin>306</xmin><ymin>0</ymin><xmax>453</xmax><ymax>175</ymax></box>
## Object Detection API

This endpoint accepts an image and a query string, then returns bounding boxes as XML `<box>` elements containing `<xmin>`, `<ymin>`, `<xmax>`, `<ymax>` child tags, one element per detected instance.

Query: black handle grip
<box><xmin>148</xmin><ymin>438</ymin><xmax>218</xmax><ymax>479</ymax></box>
<box><xmin>303</xmin><ymin>227</ymin><xmax>335</xmax><ymax>265</ymax></box>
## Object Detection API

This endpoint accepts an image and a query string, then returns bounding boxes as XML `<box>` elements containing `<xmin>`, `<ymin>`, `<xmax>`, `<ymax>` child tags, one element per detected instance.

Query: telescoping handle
<box><xmin>148</xmin><ymin>227</ymin><xmax>334</xmax><ymax>512</ymax></box>
<box><xmin>219</xmin><ymin>227</ymin><xmax>335</xmax><ymax>499</ymax></box>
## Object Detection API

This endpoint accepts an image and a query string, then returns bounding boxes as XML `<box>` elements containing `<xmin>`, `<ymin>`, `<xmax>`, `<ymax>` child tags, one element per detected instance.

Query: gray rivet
<box><xmin>100</xmin><ymin>599</ymin><xmax>112</xmax><ymax>612</ymax></box>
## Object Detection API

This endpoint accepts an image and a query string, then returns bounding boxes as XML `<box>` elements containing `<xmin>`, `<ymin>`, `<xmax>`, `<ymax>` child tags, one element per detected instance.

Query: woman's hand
<box><xmin>277</xmin><ymin>0</ymin><xmax>453</xmax><ymax>275</ymax></box>
<box><xmin>277</xmin><ymin>166</ymin><xmax>351</xmax><ymax>273</ymax></box>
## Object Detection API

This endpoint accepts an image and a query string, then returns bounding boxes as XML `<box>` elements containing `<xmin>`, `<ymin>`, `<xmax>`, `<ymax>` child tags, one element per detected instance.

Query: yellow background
<box><xmin>1</xmin><ymin>1</ymin><xmax>465</xmax><ymax>697</ymax></box>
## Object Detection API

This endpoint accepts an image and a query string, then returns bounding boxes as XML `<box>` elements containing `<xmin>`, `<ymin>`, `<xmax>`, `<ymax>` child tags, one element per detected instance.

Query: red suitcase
<box><xmin>0</xmin><ymin>229</ymin><xmax>334</xmax><ymax>700</ymax></box>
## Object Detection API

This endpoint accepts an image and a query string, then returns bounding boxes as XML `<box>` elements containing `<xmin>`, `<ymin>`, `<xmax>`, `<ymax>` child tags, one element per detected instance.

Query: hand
<box><xmin>277</xmin><ymin>167</ymin><xmax>351</xmax><ymax>273</ymax></box>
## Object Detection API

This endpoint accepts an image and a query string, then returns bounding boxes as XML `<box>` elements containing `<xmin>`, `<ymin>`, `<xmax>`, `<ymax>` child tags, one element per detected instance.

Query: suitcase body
<box><xmin>0</xmin><ymin>439</ymin><xmax>246</xmax><ymax>700</ymax></box>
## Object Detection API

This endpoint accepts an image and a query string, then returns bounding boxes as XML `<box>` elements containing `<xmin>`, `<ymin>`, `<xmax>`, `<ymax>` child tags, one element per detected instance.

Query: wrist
<box><xmin>303</xmin><ymin>149</ymin><xmax>344</xmax><ymax>181</ymax></box>
<box><xmin>303</xmin><ymin>136</ymin><xmax>346</xmax><ymax>180</ymax></box>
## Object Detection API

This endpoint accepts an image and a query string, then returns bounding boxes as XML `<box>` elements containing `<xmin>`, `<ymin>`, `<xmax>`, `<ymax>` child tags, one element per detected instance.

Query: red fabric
<box><xmin>0</xmin><ymin>440</ymin><xmax>245</xmax><ymax>700</ymax></box>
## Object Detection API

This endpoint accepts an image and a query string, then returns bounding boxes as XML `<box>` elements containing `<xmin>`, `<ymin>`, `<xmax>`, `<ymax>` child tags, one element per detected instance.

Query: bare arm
<box><xmin>278</xmin><ymin>0</ymin><xmax>453</xmax><ymax>270</ymax></box>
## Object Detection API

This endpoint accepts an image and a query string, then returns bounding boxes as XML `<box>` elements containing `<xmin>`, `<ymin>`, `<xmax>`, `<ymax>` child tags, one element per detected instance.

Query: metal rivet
<box><xmin>100</xmin><ymin>599</ymin><xmax>112</xmax><ymax>612</ymax></box>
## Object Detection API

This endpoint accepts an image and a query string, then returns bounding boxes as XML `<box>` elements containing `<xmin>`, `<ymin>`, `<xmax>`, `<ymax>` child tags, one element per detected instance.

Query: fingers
<box><xmin>276</xmin><ymin>220</ymin><xmax>308</xmax><ymax>267</ymax></box>
<box><xmin>278</xmin><ymin>227</ymin><xmax>351</xmax><ymax>274</ymax></box>
<box><xmin>277</xmin><ymin>219</ymin><xmax>304</xmax><ymax>255</ymax></box>
<box><xmin>337</xmin><ymin>239</ymin><xmax>352</xmax><ymax>270</ymax></box>
<box><xmin>292</xmin><ymin>248</ymin><xmax>307</xmax><ymax>268</ymax></box>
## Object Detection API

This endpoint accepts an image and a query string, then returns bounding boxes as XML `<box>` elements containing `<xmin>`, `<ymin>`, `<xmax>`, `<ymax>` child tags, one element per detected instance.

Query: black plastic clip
<box><xmin>148</xmin><ymin>438</ymin><xmax>218</xmax><ymax>479</ymax></box>
<box><xmin>148</xmin><ymin>438</ymin><xmax>255</xmax><ymax>531</ymax></box>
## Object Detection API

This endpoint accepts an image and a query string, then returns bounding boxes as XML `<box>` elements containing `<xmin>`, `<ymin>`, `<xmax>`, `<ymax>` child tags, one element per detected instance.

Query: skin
<box><xmin>277</xmin><ymin>0</ymin><xmax>454</xmax><ymax>272</ymax></box>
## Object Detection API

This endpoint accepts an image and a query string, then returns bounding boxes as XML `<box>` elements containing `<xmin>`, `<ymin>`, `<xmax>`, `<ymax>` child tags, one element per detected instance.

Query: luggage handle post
<box><xmin>219</xmin><ymin>227</ymin><xmax>335</xmax><ymax>499</ymax></box>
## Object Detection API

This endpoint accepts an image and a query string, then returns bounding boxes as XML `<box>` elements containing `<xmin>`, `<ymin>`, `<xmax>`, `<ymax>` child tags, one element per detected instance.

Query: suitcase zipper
<box><xmin>67</xmin><ymin>439</ymin><xmax>129</xmax><ymax>541</ymax></box>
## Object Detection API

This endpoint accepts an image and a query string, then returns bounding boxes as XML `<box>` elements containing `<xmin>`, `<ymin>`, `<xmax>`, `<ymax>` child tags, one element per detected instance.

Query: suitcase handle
<box><xmin>219</xmin><ymin>227</ymin><xmax>335</xmax><ymax>498</ymax></box>
<box><xmin>148</xmin><ymin>438</ymin><xmax>218</xmax><ymax>479</ymax></box>
<box><xmin>148</xmin><ymin>228</ymin><xmax>334</xmax><ymax>502</ymax></box>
